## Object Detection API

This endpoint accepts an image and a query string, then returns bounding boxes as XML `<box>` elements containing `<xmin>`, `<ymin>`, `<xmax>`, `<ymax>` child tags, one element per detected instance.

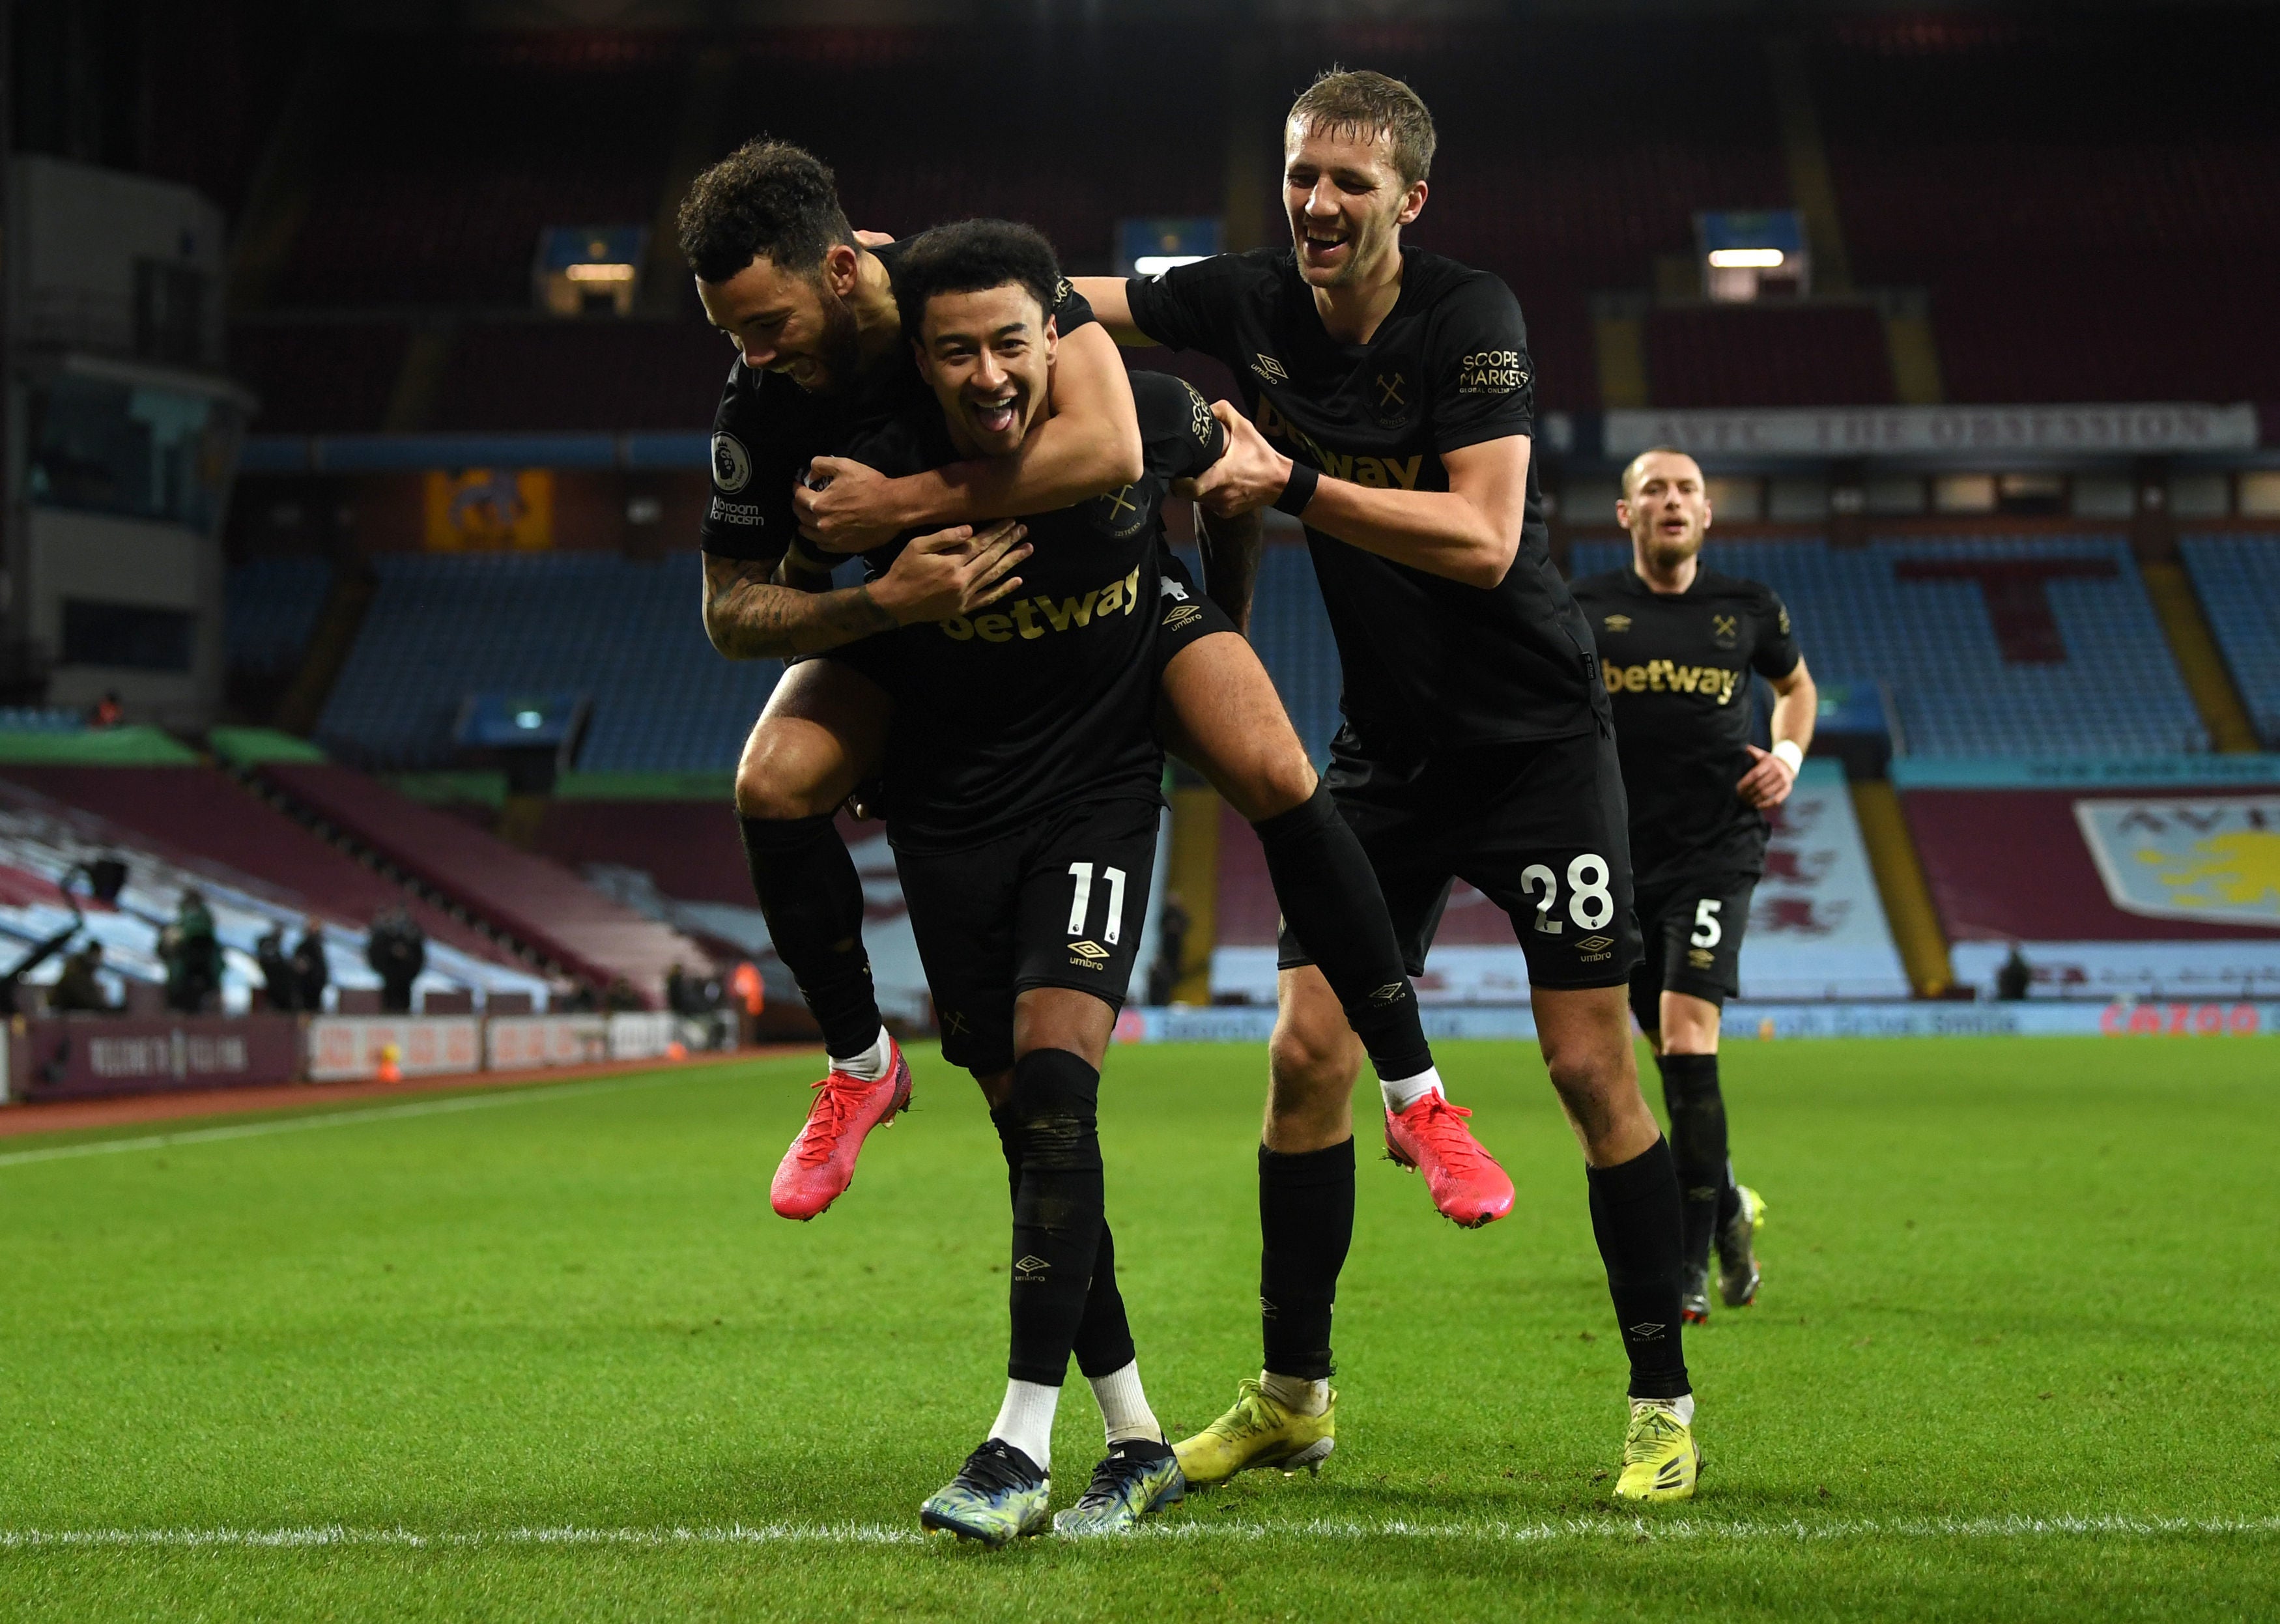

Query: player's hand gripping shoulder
<box><xmin>1182</xmin><ymin>403</ymin><xmax>1293</xmax><ymax>520</ymax></box>
<box><xmin>700</xmin><ymin>522</ymin><xmax>1028</xmax><ymax>661</ymax></box>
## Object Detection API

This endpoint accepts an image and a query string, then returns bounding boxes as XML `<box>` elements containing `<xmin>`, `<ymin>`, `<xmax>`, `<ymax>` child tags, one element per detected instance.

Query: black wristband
<box><xmin>1273</xmin><ymin>461</ymin><xmax>1320</xmax><ymax>518</ymax></box>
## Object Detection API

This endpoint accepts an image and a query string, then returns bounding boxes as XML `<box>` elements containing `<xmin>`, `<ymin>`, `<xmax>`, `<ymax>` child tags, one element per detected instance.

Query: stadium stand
<box><xmin>0</xmin><ymin>772</ymin><xmax>547</xmax><ymax>1010</ymax></box>
<box><xmin>314</xmin><ymin>552</ymin><xmax>775</xmax><ymax>772</ymax></box>
<box><xmin>1229</xmin><ymin>540</ymin><xmax>1345</xmax><ymax>767</ymax></box>
<box><xmin>426</xmin><ymin>320</ymin><xmax>730</xmax><ymax>433</ymax></box>
<box><xmin>1642</xmin><ymin>304</ymin><xmax>1894</xmax><ymax>407</ymax></box>
<box><xmin>1814</xmin><ymin>10</ymin><xmax>2280</xmax><ymax>403</ymax></box>
<box><xmin>1567</xmin><ymin>535</ymin><xmax>2210</xmax><ymax>759</ymax></box>
<box><xmin>272</xmin><ymin>32</ymin><xmax>683</xmax><ymax>310</ymax></box>
<box><xmin>226</xmin><ymin>556</ymin><xmax>334</xmax><ymax>679</ymax></box>
<box><xmin>259</xmin><ymin>762</ymin><xmax>703</xmax><ymax>1001</ymax></box>
<box><xmin>0</xmin><ymin>764</ymin><xmax>519</xmax><ymax>969</ymax></box>
<box><xmin>2178</xmin><ymin>535</ymin><xmax>2280</xmax><ymax>748</ymax></box>
<box><xmin>230</xmin><ymin>321</ymin><xmax>414</xmax><ymax>435</ymax></box>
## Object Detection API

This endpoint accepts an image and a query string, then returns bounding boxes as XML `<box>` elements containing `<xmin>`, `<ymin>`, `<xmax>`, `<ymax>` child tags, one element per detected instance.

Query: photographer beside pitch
<box><xmin>1573</xmin><ymin>449</ymin><xmax>1816</xmax><ymax>1324</ymax></box>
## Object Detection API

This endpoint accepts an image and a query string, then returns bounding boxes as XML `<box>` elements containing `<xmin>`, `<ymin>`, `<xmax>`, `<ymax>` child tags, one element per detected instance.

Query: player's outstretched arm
<box><xmin>1069</xmin><ymin>277</ymin><xmax>1150</xmax><ymax>345</ymax></box>
<box><xmin>1190</xmin><ymin>403</ymin><xmax>1527</xmax><ymax>589</ymax></box>
<box><xmin>1737</xmin><ymin>656</ymin><xmax>1817</xmax><ymax>808</ymax></box>
<box><xmin>702</xmin><ymin>522</ymin><xmax>1031</xmax><ymax>660</ymax></box>
<box><xmin>793</xmin><ymin>324</ymin><xmax>1144</xmax><ymax>551</ymax></box>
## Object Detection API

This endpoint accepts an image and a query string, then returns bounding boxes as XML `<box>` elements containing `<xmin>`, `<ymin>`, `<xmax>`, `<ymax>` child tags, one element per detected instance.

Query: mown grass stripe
<box><xmin>3</xmin><ymin>1515</ymin><xmax>2273</xmax><ymax>1549</ymax></box>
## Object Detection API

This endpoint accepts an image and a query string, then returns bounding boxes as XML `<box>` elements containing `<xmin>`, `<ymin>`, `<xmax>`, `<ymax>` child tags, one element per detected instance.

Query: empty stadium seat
<box><xmin>227</xmin><ymin>556</ymin><xmax>334</xmax><ymax>677</ymax></box>
<box><xmin>315</xmin><ymin>551</ymin><xmax>777</xmax><ymax>773</ymax></box>
<box><xmin>2178</xmin><ymin>534</ymin><xmax>2280</xmax><ymax>747</ymax></box>
<box><xmin>1567</xmin><ymin>534</ymin><xmax>2209</xmax><ymax>759</ymax></box>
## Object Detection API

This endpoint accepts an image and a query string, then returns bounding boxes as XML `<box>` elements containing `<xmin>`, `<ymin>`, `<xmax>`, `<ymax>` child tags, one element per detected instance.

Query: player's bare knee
<box><xmin>735</xmin><ymin>731</ymin><xmax>829</xmax><ymax>821</ymax></box>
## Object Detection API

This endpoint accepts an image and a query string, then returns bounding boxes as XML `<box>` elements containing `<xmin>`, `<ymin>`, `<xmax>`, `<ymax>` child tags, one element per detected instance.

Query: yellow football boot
<box><xmin>1173</xmin><ymin>1377</ymin><xmax>1335</xmax><ymax>1489</ymax></box>
<box><xmin>1612</xmin><ymin>1400</ymin><xmax>1702</xmax><ymax>1502</ymax></box>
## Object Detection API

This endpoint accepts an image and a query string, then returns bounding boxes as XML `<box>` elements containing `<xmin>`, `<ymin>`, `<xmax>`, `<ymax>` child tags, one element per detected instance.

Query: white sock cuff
<box><xmin>1087</xmin><ymin>1360</ymin><xmax>1161</xmax><ymax>1446</ymax></box>
<box><xmin>1634</xmin><ymin>1392</ymin><xmax>1696</xmax><ymax>1427</ymax></box>
<box><xmin>1380</xmin><ymin>1066</ymin><xmax>1444</xmax><ymax>1113</ymax></box>
<box><xmin>1259</xmin><ymin>1369</ymin><xmax>1332</xmax><ymax>1417</ymax></box>
<box><xmin>990</xmin><ymin>1378</ymin><xmax>1061</xmax><ymax>1472</ymax></box>
<box><xmin>831</xmin><ymin>1025</ymin><xmax>892</xmax><ymax>1082</ymax></box>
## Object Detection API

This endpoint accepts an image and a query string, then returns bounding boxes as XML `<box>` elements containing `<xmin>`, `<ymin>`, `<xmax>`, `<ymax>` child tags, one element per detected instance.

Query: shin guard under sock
<box><xmin>1253</xmin><ymin>785</ymin><xmax>1431</xmax><ymax>1081</ymax></box>
<box><xmin>735</xmin><ymin>814</ymin><xmax>881</xmax><ymax>1058</ymax></box>
<box><xmin>995</xmin><ymin>1102</ymin><xmax>1136</xmax><ymax>1381</ymax></box>
<box><xmin>1259</xmin><ymin>1137</ymin><xmax>1356</xmax><ymax>1380</ymax></box>
<box><xmin>995</xmin><ymin>1102</ymin><xmax>1137</xmax><ymax>1383</ymax></box>
<box><xmin>1587</xmin><ymin>1137</ymin><xmax>1692</xmax><ymax>1400</ymax></box>
<box><xmin>1656</xmin><ymin>1051</ymin><xmax>1731</xmax><ymax>1274</ymax></box>
<box><xmin>1004</xmin><ymin>1049</ymin><xmax>1106</xmax><ymax>1387</ymax></box>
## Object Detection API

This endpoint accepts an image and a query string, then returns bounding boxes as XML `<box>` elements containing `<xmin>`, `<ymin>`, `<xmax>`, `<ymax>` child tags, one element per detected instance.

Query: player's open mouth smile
<box><xmin>1299</xmin><ymin>223</ymin><xmax>1352</xmax><ymax>265</ymax></box>
<box><xmin>967</xmin><ymin>391</ymin><xmax>1021</xmax><ymax>436</ymax></box>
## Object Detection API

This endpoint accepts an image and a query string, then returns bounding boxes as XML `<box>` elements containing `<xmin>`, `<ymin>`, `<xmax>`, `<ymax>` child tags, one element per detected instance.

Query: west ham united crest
<box><xmin>1372</xmin><ymin>369</ymin><xmax>1414</xmax><ymax>427</ymax></box>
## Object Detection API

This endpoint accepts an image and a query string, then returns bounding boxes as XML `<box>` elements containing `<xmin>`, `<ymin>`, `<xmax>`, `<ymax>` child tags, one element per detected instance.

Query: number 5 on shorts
<box><xmin>1066</xmin><ymin>861</ymin><xmax>1128</xmax><ymax>945</ymax></box>
<box><xmin>1692</xmin><ymin>898</ymin><xmax>1722</xmax><ymax>948</ymax></box>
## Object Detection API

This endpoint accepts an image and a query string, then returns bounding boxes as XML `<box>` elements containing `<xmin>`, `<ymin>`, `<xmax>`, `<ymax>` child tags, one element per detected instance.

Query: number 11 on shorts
<box><xmin>1066</xmin><ymin>861</ymin><xmax>1128</xmax><ymax>945</ymax></box>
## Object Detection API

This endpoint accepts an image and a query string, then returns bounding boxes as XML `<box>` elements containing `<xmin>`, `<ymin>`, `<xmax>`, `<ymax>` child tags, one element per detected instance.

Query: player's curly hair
<box><xmin>1289</xmin><ymin>67</ymin><xmax>1436</xmax><ymax>186</ymax></box>
<box><xmin>677</xmin><ymin>137</ymin><xmax>853</xmax><ymax>283</ymax></box>
<box><xmin>889</xmin><ymin>220</ymin><xmax>1064</xmax><ymax>338</ymax></box>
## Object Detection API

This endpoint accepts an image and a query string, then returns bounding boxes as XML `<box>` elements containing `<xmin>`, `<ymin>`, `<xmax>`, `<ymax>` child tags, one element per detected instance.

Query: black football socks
<box><xmin>735</xmin><ymin>814</ymin><xmax>881</xmax><ymax>1059</ymax></box>
<box><xmin>1258</xmin><ymin>1137</ymin><xmax>1356</xmax><ymax>1381</ymax></box>
<box><xmin>991</xmin><ymin>1103</ymin><xmax>1135</xmax><ymax>1379</ymax></box>
<box><xmin>1586</xmin><ymin>1137</ymin><xmax>1692</xmax><ymax>1401</ymax></box>
<box><xmin>1003</xmin><ymin>1048</ymin><xmax>1107</xmax><ymax>1387</ymax></box>
<box><xmin>1656</xmin><ymin>1051</ymin><xmax>1735</xmax><ymax>1272</ymax></box>
<box><xmin>1252</xmin><ymin>784</ymin><xmax>1432</xmax><ymax>1081</ymax></box>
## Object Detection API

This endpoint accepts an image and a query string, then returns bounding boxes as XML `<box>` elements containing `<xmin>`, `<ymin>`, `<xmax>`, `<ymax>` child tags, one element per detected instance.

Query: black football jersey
<box><xmin>1124</xmin><ymin>246</ymin><xmax>1605</xmax><ymax>757</ymax></box>
<box><xmin>834</xmin><ymin>369</ymin><xmax>1227</xmax><ymax>855</ymax></box>
<box><xmin>1570</xmin><ymin>565</ymin><xmax>1802</xmax><ymax>884</ymax></box>
<box><xmin>699</xmin><ymin>236</ymin><xmax>1099</xmax><ymax>564</ymax></box>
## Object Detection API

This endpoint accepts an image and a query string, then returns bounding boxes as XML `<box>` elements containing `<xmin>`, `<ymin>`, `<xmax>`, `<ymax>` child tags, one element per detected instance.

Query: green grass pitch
<box><xmin>1</xmin><ymin>1036</ymin><xmax>2273</xmax><ymax>1620</ymax></box>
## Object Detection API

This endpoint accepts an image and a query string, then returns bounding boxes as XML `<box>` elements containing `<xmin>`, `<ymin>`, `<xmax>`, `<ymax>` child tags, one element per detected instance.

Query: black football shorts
<box><xmin>1153</xmin><ymin>548</ymin><xmax>1239</xmax><ymax>672</ymax></box>
<box><xmin>1277</xmin><ymin>722</ymin><xmax>1644</xmax><ymax>991</ymax></box>
<box><xmin>1627</xmin><ymin>869</ymin><xmax>1756</xmax><ymax>1031</ymax></box>
<box><xmin>895</xmin><ymin>794</ymin><xmax>1161</xmax><ymax>1075</ymax></box>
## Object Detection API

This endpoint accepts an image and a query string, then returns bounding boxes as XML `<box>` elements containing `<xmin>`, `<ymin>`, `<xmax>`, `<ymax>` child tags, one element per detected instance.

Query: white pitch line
<box><xmin>2</xmin><ymin>1515</ymin><xmax>2273</xmax><ymax>1550</ymax></box>
<box><xmin>0</xmin><ymin>1068</ymin><xmax>716</xmax><ymax>1171</ymax></box>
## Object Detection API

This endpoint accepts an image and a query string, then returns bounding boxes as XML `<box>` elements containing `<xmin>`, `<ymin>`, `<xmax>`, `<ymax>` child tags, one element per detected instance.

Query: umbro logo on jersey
<box><xmin>1251</xmin><ymin>352</ymin><xmax>1289</xmax><ymax>382</ymax></box>
<box><xmin>1602</xmin><ymin>614</ymin><xmax>1632</xmax><ymax>633</ymax></box>
<box><xmin>1014</xmin><ymin>1254</ymin><xmax>1051</xmax><ymax>1283</ymax></box>
<box><xmin>1069</xmin><ymin>941</ymin><xmax>1110</xmax><ymax>969</ymax></box>
<box><xmin>1578</xmin><ymin>935</ymin><xmax>1614</xmax><ymax>953</ymax></box>
<box><xmin>1367</xmin><ymin>982</ymin><xmax>1407</xmax><ymax>1003</ymax></box>
<box><xmin>1689</xmin><ymin>948</ymin><xmax>1717</xmax><ymax>969</ymax></box>
<box><xmin>1163</xmin><ymin>603</ymin><xmax>1204</xmax><ymax>630</ymax></box>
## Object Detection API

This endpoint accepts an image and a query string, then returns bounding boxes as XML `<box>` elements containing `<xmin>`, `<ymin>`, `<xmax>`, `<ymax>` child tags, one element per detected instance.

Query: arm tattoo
<box><xmin>1195</xmin><ymin>506</ymin><xmax>1263</xmax><ymax>633</ymax></box>
<box><xmin>702</xmin><ymin>554</ymin><xmax>896</xmax><ymax>659</ymax></box>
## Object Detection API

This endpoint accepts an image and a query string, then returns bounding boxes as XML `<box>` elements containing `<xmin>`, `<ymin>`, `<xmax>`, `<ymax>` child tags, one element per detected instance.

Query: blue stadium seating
<box><xmin>2178</xmin><ymin>534</ymin><xmax>2280</xmax><ymax>748</ymax></box>
<box><xmin>1567</xmin><ymin>535</ymin><xmax>2208</xmax><ymax>759</ymax></box>
<box><xmin>315</xmin><ymin>552</ymin><xmax>777</xmax><ymax>771</ymax></box>
<box><xmin>227</xmin><ymin>556</ymin><xmax>334</xmax><ymax>676</ymax></box>
<box><xmin>1171</xmin><ymin>543</ymin><xmax>1344</xmax><ymax>766</ymax></box>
